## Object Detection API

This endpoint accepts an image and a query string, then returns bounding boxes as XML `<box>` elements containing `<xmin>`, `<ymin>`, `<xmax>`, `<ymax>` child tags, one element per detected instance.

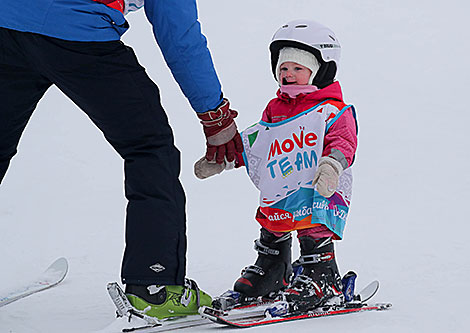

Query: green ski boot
<box><xmin>125</xmin><ymin>278</ymin><xmax>212</xmax><ymax>319</ymax></box>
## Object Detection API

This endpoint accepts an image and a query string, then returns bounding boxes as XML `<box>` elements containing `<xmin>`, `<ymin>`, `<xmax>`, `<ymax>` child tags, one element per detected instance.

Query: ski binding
<box><xmin>200</xmin><ymin>279</ymin><xmax>392</xmax><ymax>328</ymax></box>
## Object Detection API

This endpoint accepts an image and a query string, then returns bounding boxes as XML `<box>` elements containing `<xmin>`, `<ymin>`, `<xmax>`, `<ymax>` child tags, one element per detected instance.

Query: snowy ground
<box><xmin>1</xmin><ymin>0</ymin><xmax>469</xmax><ymax>332</ymax></box>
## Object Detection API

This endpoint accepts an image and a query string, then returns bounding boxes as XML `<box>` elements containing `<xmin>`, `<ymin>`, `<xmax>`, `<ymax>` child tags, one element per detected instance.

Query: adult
<box><xmin>0</xmin><ymin>0</ymin><xmax>242</xmax><ymax>318</ymax></box>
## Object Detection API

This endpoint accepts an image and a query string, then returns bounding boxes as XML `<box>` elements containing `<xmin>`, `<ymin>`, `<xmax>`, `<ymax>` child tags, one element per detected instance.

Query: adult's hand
<box><xmin>197</xmin><ymin>98</ymin><xmax>243</xmax><ymax>164</ymax></box>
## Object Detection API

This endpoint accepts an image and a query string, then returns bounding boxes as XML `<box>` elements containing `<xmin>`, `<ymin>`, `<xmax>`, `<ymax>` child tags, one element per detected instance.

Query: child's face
<box><xmin>279</xmin><ymin>62</ymin><xmax>312</xmax><ymax>85</ymax></box>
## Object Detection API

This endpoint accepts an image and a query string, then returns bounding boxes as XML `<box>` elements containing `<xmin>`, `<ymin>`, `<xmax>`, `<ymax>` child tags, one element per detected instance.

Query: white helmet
<box><xmin>270</xmin><ymin>20</ymin><xmax>341</xmax><ymax>87</ymax></box>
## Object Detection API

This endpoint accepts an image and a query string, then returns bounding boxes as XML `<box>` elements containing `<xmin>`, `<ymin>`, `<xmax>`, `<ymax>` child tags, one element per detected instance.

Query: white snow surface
<box><xmin>1</xmin><ymin>0</ymin><xmax>469</xmax><ymax>332</ymax></box>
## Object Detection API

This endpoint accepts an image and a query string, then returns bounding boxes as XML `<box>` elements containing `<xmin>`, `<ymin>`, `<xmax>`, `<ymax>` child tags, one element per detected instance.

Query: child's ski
<box><xmin>0</xmin><ymin>257</ymin><xmax>68</xmax><ymax>308</ymax></box>
<box><xmin>200</xmin><ymin>302</ymin><xmax>392</xmax><ymax>328</ymax></box>
<box><xmin>200</xmin><ymin>280</ymin><xmax>391</xmax><ymax>328</ymax></box>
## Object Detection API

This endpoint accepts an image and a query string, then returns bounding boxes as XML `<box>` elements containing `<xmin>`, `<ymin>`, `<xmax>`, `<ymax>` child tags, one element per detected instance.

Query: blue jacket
<box><xmin>0</xmin><ymin>0</ymin><xmax>222</xmax><ymax>113</ymax></box>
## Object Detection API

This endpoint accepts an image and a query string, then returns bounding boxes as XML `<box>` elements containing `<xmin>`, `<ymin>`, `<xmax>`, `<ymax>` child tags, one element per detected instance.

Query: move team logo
<box><xmin>266</xmin><ymin>127</ymin><xmax>318</xmax><ymax>179</ymax></box>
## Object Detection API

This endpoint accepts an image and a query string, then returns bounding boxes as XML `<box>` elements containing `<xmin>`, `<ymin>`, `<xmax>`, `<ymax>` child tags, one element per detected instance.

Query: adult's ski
<box><xmin>0</xmin><ymin>257</ymin><xmax>68</xmax><ymax>308</ymax></box>
<box><xmin>105</xmin><ymin>282</ymin><xmax>278</xmax><ymax>332</ymax></box>
<box><xmin>105</xmin><ymin>282</ymin><xmax>215</xmax><ymax>332</ymax></box>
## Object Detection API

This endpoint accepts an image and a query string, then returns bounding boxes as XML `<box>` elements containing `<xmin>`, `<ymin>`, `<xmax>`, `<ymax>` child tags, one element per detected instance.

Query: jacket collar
<box><xmin>276</xmin><ymin>81</ymin><xmax>344</xmax><ymax>104</ymax></box>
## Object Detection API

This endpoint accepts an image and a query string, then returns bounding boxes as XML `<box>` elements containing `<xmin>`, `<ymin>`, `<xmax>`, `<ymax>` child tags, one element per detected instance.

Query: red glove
<box><xmin>197</xmin><ymin>98</ymin><xmax>244</xmax><ymax>164</ymax></box>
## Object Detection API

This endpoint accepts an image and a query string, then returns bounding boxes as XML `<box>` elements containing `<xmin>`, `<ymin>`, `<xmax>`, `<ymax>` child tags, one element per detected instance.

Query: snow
<box><xmin>1</xmin><ymin>0</ymin><xmax>469</xmax><ymax>331</ymax></box>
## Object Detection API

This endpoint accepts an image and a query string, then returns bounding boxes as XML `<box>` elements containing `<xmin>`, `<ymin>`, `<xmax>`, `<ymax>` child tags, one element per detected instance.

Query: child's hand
<box><xmin>313</xmin><ymin>157</ymin><xmax>343</xmax><ymax>197</ymax></box>
<box><xmin>194</xmin><ymin>156</ymin><xmax>235</xmax><ymax>179</ymax></box>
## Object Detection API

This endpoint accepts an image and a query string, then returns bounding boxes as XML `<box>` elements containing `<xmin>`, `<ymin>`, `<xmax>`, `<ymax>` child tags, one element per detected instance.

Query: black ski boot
<box><xmin>233</xmin><ymin>229</ymin><xmax>293</xmax><ymax>298</ymax></box>
<box><xmin>285</xmin><ymin>237</ymin><xmax>343</xmax><ymax>312</ymax></box>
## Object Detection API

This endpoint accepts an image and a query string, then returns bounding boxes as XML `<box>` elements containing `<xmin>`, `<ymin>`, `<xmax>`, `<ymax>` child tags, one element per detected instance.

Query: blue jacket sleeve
<box><xmin>144</xmin><ymin>0</ymin><xmax>223</xmax><ymax>113</ymax></box>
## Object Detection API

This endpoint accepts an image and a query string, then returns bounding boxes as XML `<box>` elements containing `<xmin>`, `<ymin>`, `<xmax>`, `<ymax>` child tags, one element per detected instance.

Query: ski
<box><xmin>212</xmin><ymin>289</ymin><xmax>279</xmax><ymax>311</ymax></box>
<box><xmin>105</xmin><ymin>278</ymin><xmax>387</xmax><ymax>332</ymax></box>
<box><xmin>106</xmin><ymin>282</ymin><xmax>161</xmax><ymax>332</ymax></box>
<box><xmin>200</xmin><ymin>302</ymin><xmax>392</xmax><ymax>328</ymax></box>
<box><xmin>0</xmin><ymin>257</ymin><xmax>68</xmax><ymax>308</ymax></box>
<box><xmin>105</xmin><ymin>282</ymin><xmax>277</xmax><ymax>332</ymax></box>
<box><xmin>106</xmin><ymin>282</ymin><xmax>220</xmax><ymax>332</ymax></box>
<box><xmin>141</xmin><ymin>304</ymin><xmax>279</xmax><ymax>332</ymax></box>
<box><xmin>200</xmin><ymin>280</ymin><xmax>391</xmax><ymax>328</ymax></box>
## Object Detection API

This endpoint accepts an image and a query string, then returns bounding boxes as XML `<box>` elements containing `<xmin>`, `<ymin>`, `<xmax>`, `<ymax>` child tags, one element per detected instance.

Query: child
<box><xmin>195</xmin><ymin>19</ymin><xmax>357</xmax><ymax>311</ymax></box>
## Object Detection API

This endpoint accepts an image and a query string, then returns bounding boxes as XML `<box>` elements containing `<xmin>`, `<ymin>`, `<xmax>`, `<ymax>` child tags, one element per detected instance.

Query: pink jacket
<box><xmin>261</xmin><ymin>81</ymin><xmax>357</xmax><ymax>168</ymax></box>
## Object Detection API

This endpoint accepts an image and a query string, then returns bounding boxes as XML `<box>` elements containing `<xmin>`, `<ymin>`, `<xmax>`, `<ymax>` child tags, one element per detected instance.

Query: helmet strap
<box><xmin>311</xmin><ymin>62</ymin><xmax>335</xmax><ymax>89</ymax></box>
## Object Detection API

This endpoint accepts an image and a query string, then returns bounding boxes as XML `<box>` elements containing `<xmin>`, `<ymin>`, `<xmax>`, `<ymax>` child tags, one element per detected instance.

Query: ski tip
<box><xmin>358</xmin><ymin>280</ymin><xmax>380</xmax><ymax>303</ymax></box>
<box><xmin>46</xmin><ymin>258</ymin><xmax>69</xmax><ymax>281</ymax></box>
<box><xmin>368</xmin><ymin>280</ymin><xmax>379</xmax><ymax>290</ymax></box>
<box><xmin>50</xmin><ymin>257</ymin><xmax>68</xmax><ymax>271</ymax></box>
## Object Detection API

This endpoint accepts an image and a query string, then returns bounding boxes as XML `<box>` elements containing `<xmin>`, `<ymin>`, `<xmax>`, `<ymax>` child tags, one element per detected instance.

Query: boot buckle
<box><xmin>253</xmin><ymin>239</ymin><xmax>280</xmax><ymax>256</ymax></box>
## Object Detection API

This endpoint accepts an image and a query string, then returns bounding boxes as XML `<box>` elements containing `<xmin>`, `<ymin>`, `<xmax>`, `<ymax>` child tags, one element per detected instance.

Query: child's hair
<box><xmin>269</xmin><ymin>20</ymin><xmax>341</xmax><ymax>88</ymax></box>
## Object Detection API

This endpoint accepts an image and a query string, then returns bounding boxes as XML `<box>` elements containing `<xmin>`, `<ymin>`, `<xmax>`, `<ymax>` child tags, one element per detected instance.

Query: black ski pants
<box><xmin>0</xmin><ymin>28</ymin><xmax>187</xmax><ymax>286</ymax></box>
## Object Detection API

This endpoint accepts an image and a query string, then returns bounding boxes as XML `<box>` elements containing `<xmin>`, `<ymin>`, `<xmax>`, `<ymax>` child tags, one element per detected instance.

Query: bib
<box><xmin>241</xmin><ymin>100</ymin><xmax>354</xmax><ymax>239</ymax></box>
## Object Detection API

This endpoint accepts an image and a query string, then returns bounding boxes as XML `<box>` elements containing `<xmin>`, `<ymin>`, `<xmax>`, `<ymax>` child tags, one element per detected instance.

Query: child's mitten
<box><xmin>313</xmin><ymin>156</ymin><xmax>343</xmax><ymax>197</ymax></box>
<box><xmin>194</xmin><ymin>156</ymin><xmax>234</xmax><ymax>179</ymax></box>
